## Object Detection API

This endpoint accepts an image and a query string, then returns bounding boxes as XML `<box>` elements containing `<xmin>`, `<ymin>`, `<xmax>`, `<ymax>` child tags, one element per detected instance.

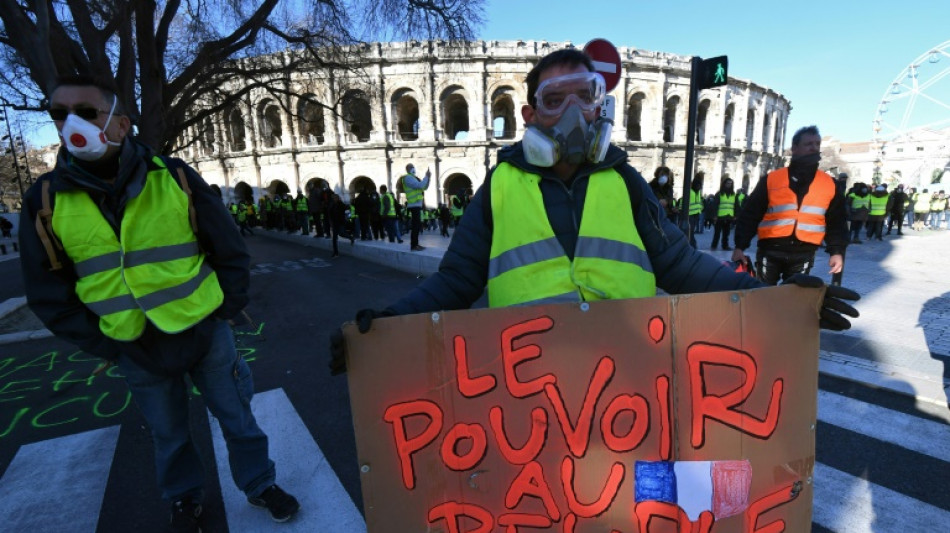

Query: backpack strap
<box><xmin>174</xmin><ymin>166</ymin><xmax>199</xmax><ymax>235</ymax></box>
<box><xmin>34</xmin><ymin>179</ymin><xmax>64</xmax><ymax>271</ymax></box>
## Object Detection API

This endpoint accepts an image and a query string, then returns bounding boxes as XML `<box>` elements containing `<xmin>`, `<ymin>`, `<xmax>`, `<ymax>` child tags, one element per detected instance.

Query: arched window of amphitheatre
<box><xmin>393</xmin><ymin>90</ymin><xmax>420</xmax><ymax>141</ymax></box>
<box><xmin>663</xmin><ymin>96</ymin><xmax>680</xmax><ymax>143</ymax></box>
<box><xmin>724</xmin><ymin>103</ymin><xmax>734</xmax><ymax>148</ymax></box>
<box><xmin>442</xmin><ymin>87</ymin><xmax>470</xmax><ymax>141</ymax></box>
<box><xmin>225</xmin><ymin>106</ymin><xmax>246</xmax><ymax>152</ymax></box>
<box><xmin>697</xmin><ymin>99</ymin><xmax>711</xmax><ymax>145</ymax></box>
<box><xmin>626</xmin><ymin>92</ymin><xmax>645</xmax><ymax>141</ymax></box>
<box><xmin>342</xmin><ymin>90</ymin><xmax>373</xmax><ymax>143</ymax></box>
<box><xmin>761</xmin><ymin>111</ymin><xmax>771</xmax><ymax>152</ymax></box>
<box><xmin>258</xmin><ymin>99</ymin><xmax>283</xmax><ymax>148</ymax></box>
<box><xmin>745</xmin><ymin>108</ymin><xmax>755</xmax><ymax>150</ymax></box>
<box><xmin>490</xmin><ymin>88</ymin><xmax>516</xmax><ymax>140</ymax></box>
<box><xmin>200</xmin><ymin>116</ymin><xmax>215</xmax><ymax>155</ymax></box>
<box><xmin>297</xmin><ymin>95</ymin><xmax>325</xmax><ymax>145</ymax></box>
<box><xmin>773</xmin><ymin>114</ymin><xmax>782</xmax><ymax>154</ymax></box>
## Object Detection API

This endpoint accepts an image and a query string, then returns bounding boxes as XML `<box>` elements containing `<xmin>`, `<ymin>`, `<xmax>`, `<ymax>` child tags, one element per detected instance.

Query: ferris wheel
<box><xmin>872</xmin><ymin>40</ymin><xmax>950</xmax><ymax>186</ymax></box>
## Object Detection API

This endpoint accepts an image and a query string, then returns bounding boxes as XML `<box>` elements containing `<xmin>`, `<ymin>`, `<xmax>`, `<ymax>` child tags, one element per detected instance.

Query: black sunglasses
<box><xmin>48</xmin><ymin>107</ymin><xmax>108</xmax><ymax>121</ymax></box>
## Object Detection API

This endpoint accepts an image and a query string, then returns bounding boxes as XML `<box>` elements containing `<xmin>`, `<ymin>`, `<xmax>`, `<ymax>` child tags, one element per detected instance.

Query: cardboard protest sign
<box><xmin>344</xmin><ymin>285</ymin><xmax>822</xmax><ymax>532</ymax></box>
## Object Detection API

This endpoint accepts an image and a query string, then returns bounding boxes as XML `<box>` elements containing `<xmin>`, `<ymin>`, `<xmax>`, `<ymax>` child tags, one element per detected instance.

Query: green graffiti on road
<box><xmin>1</xmin><ymin>323</ymin><xmax>268</xmax><ymax>439</ymax></box>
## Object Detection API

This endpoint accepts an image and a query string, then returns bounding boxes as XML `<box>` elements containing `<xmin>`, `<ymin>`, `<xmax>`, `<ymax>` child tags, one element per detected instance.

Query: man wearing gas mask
<box><xmin>18</xmin><ymin>76</ymin><xmax>300</xmax><ymax>530</ymax></box>
<box><xmin>731</xmin><ymin>126</ymin><xmax>849</xmax><ymax>285</ymax></box>
<box><xmin>325</xmin><ymin>48</ymin><xmax>859</xmax><ymax>371</ymax></box>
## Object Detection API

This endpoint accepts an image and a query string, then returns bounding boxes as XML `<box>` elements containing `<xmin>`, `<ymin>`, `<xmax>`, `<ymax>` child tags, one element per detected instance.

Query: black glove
<box><xmin>784</xmin><ymin>274</ymin><xmax>860</xmax><ymax>331</ymax></box>
<box><xmin>355</xmin><ymin>308</ymin><xmax>395</xmax><ymax>333</ymax></box>
<box><xmin>329</xmin><ymin>308</ymin><xmax>396</xmax><ymax>375</ymax></box>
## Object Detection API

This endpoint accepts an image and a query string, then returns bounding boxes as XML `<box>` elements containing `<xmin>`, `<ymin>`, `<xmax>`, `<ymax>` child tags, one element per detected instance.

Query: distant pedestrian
<box><xmin>401</xmin><ymin>163</ymin><xmax>430</xmax><ymax>251</ymax></box>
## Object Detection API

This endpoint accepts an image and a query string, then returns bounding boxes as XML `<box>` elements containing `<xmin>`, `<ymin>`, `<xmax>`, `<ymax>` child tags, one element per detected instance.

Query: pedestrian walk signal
<box><xmin>701</xmin><ymin>56</ymin><xmax>728</xmax><ymax>89</ymax></box>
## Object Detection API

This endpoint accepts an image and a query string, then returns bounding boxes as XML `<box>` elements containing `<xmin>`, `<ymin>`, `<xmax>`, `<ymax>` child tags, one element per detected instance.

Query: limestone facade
<box><xmin>178</xmin><ymin>40</ymin><xmax>791</xmax><ymax>204</ymax></box>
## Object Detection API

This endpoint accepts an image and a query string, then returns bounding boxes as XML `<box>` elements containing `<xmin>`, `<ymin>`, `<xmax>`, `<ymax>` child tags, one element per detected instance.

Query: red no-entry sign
<box><xmin>583</xmin><ymin>38</ymin><xmax>622</xmax><ymax>92</ymax></box>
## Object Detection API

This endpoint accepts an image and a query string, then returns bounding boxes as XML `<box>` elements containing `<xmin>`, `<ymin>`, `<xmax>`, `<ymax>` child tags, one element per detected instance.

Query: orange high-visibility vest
<box><xmin>758</xmin><ymin>168</ymin><xmax>836</xmax><ymax>245</ymax></box>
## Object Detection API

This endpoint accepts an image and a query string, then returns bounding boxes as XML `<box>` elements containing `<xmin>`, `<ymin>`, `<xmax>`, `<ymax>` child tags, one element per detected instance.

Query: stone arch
<box><xmin>772</xmin><ymin>111</ymin><xmax>783</xmax><ymax>154</ymax></box>
<box><xmin>697</xmin><ymin>99</ymin><xmax>711</xmax><ymax>145</ymax></box>
<box><xmin>392</xmin><ymin>89</ymin><xmax>420</xmax><ymax>141</ymax></box>
<box><xmin>342</xmin><ymin>89</ymin><xmax>373</xmax><ymax>143</ymax></box>
<box><xmin>746</xmin><ymin>107</ymin><xmax>756</xmax><ymax>150</ymax></box>
<box><xmin>198</xmin><ymin>116</ymin><xmax>215</xmax><ymax>156</ymax></box>
<box><xmin>663</xmin><ymin>95</ymin><xmax>681</xmax><ymax>143</ymax></box>
<box><xmin>234</xmin><ymin>181</ymin><xmax>254</xmax><ymax>203</ymax></box>
<box><xmin>297</xmin><ymin>94</ymin><xmax>325</xmax><ymax>145</ymax></box>
<box><xmin>258</xmin><ymin>99</ymin><xmax>283</xmax><ymax>148</ymax></box>
<box><xmin>305</xmin><ymin>177</ymin><xmax>330</xmax><ymax>196</ymax></box>
<box><xmin>441</xmin><ymin>86</ymin><xmax>470</xmax><ymax>140</ymax></box>
<box><xmin>224</xmin><ymin>105</ymin><xmax>247</xmax><ymax>152</ymax></box>
<box><xmin>267</xmin><ymin>179</ymin><xmax>290</xmax><ymax>197</ymax></box>
<box><xmin>490</xmin><ymin>86</ymin><xmax>517</xmax><ymax>140</ymax></box>
<box><xmin>724</xmin><ymin>102</ymin><xmax>735</xmax><ymax>148</ymax></box>
<box><xmin>442</xmin><ymin>173</ymin><xmax>473</xmax><ymax>203</ymax></box>
<box><xmin>626</xmin><ymin>92</ymin><xmax>646</xmax><ymax>141</ymax></box>
<box><xmin>349</xmin><ymin>176</ymin><xmax>377</xmax><ymax>198</ymax></box>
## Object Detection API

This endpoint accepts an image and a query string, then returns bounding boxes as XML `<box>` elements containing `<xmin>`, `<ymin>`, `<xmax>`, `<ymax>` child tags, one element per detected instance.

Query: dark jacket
<box><xmin>733</xmin><ymin>165</ymin><xmax>849</xmax><ymax>256</ymax></box>
<box><xmin>889</xmin><ymin>191</ymin><xmax>908</xmax><ymax>214</ymax></box>
<box><xmin>388</xmin><ymin>143</ymin><xmax>763</xmax><ymax>315</ymax></box>
<box><xmin>19</xmin><ymin>138</ymin><xmax>250</xmax><ymax>375</ymax></box>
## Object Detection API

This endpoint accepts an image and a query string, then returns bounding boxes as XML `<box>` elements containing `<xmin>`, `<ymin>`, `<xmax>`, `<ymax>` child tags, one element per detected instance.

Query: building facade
<box><xmin>179</xmin><ymin>40</ymin><xmax>791</xmax><ymax>204</ymax></box>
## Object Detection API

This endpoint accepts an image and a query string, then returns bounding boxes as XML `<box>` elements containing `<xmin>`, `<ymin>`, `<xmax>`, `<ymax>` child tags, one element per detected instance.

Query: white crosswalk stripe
<box><xmin>209</xmin><ymin>388</ymin><xmax>366</xmax><ymax>531</ymax></box>
<box><xmin>0</xmin><ymin>426</ymin><xmax>120</xmax><ymax>532</ymax></box>
<box><xmin>817</xmin><ymin>389</ymin><xmax>950</xmax><ymax>462</ymax></box>
<box><xmin>812</xmin><ymin>462</ymin><xmax>950</xmax><ymax>532</ymax></box>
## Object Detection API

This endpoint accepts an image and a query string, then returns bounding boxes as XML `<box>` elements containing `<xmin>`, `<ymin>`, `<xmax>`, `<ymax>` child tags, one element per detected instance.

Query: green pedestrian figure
<box><xmin>714</xmin><ymin>63</ymin><xmax>725</xmax><ymax>84</ymax></box>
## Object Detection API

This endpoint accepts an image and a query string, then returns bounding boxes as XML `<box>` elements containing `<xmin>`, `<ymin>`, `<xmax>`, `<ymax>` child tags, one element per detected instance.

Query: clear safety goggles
<box><xmin>533</xmin><ymin>71</ymin><xmax>606</xmax><ymax>118</ymax></box>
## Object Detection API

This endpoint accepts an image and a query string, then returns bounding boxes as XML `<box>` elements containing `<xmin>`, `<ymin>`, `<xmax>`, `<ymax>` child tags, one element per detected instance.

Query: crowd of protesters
<box><xmin>227</xmin><ymin>185</ymin><xmax>473</xmax><ymax>254</ymax></box>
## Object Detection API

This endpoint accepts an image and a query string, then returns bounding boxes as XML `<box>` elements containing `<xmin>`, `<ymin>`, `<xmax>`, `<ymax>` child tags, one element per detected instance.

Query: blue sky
<box><xmin>479</xmin><ymin>0</ymin><xmax>950</xmax><ymax>144</ymax></box>
<box><xmin>22</xmin><ymin>0</ymin><xmax>950</xmax><ymax>147</ymax></box>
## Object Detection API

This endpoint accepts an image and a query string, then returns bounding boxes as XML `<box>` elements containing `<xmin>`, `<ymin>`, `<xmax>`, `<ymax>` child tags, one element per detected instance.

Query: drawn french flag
<box><xmin>634</xmin><ymin>460</ymin><xmax>752</xmax><ymax>520</ymax></box>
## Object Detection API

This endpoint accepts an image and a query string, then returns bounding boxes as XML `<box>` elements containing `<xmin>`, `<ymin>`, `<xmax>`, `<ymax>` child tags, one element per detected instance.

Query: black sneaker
<box><xmin>170</xmin><ymin>497</ymin><xmax>203</xmax><ymax>532</ymax></box>
<box><xmin>411</xmin><ymin>245</ymin><xmax>426</xmax><ymax>251</ymax></box>
<box><xmin>248</xmin><ymin>484</ymin><xmax>300</xmax><ymax>523</ymax></box>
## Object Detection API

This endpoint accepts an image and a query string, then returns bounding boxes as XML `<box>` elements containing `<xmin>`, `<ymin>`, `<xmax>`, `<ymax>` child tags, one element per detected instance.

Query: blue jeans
<box><xmin>117</xmin><ymin>320</ymin><xmax>275</xmax><ymax>502</ymax></box>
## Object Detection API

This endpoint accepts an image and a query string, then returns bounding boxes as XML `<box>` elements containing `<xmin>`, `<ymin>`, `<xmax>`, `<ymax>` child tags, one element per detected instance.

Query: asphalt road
<box><xmin>0</xmin><ymin>236</ymin><xmax>422</xmax><ymax>531</ymax></box>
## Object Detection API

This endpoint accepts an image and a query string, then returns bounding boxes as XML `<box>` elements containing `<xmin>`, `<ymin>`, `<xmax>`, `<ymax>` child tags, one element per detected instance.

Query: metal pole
<box><xmin>15</xmin><ymin>120</ymin><xmax>33</xmax><ymax>187</ymax></box>
<box><xmin>1</xmin><ymin>105</ymin><xmax>24</xmax><ymax>200</ymax></box>
<box><xmin>681</xmin><ymin>56</ymin><xmax>702</xmax><ymax>237</ymax></box>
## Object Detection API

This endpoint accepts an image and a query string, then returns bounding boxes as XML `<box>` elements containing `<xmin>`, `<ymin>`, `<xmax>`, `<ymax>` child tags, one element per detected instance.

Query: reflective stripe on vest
<box><xmin>689</xmin><ymin>189</ymin><xmax>703</xmax><ymax>215</ymax></box>
<box><xmin>487</xmin><ymin>163</ymin><xmax>655</xmax><ymax>308</ymax></box>
<box><xmin>717</xmin><ymin>193</ymin><xmax>736</xmax><ymax>217</ymax></box>
<box><xmin>403</xmin><ymin>175</ymin><xmax>424</xmax><ymax>205</ymax></box>
<box><xmin>869</xmin><ymin>195</ymin><xmax>888</xmax><ymax>216</ymax></box>
<box><xmin>757</xmin><ymin>168</ymin><xmax>835</xmax><ymax>245</ymax></box>
<box><xmin>296</xmin><ymin>198</ymin><xmax>308</xmax><ymax>211</ymax></box>
<box><xmin>52</xmin><ymin>157</ymin><xmax>223</xmax><ymax>341</ymax></box>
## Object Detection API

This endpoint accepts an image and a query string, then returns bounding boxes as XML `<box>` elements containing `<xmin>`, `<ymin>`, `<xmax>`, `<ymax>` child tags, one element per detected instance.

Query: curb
<box><xmin>258</xmin><ymin>229</ymin><xmax>441</xmax><ymax>276</ymax></box>
<box><xmin>0</xmin><ymin>296</ymin><xmax>53</xmax><ymax>345</ymax></box>
<box><xmin>819</xmin><ymin>350</ymin><xmax>949</xmax><ymax>408</ymax></box>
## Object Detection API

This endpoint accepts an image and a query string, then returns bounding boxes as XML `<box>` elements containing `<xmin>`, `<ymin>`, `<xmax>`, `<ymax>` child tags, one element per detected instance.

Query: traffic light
<box><xmin>700</xmin><ymin>56</ymin><xmax>728</xmax><ymax>89</ymax></box>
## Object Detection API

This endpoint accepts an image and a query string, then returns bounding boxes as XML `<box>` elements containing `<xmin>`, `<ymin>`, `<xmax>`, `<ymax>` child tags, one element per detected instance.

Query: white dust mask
<box><xmin>59</xmin><ymin>99</ymin><xmax>120</xmax><ymax>161</ymax></box>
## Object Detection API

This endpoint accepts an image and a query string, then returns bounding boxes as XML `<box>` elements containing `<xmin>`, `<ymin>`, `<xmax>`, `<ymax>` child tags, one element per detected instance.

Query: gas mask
<box><xmin>59</xmin><ymin>98</ymin><xmax>120</xmax><ymax>162</ymax></box>
<box><xmin>522</xmin><ymin>105</ymin><xmax>613</xmax><ymax>167</ymax></box>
